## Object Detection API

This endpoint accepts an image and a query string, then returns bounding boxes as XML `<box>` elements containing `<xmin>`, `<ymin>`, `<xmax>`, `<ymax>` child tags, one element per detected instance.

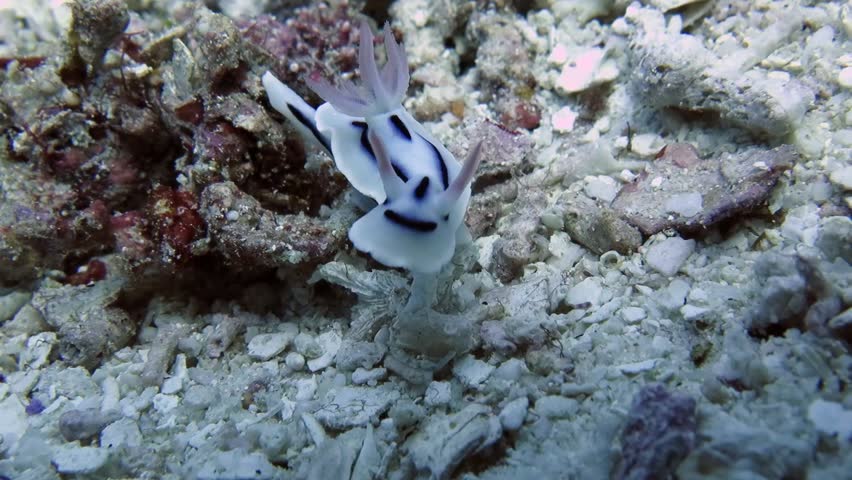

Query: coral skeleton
<box><xmin>263</xmin><ymin>20</ymin><xmax>481</xmax><ymax>275</ymax></box>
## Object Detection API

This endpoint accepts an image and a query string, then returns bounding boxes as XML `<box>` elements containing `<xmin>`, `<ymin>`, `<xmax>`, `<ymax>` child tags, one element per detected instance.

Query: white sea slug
<box><xmin>263</xmin><ymin>20</ymin><xmax>481</xmax><ymax>274</ymax></box>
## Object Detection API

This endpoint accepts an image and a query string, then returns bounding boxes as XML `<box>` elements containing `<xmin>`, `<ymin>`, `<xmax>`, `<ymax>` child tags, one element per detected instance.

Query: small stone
<box><xmin>52</xmin><ymin>446</ymin><xmax>109</xmax><ymax>474</ymax></box>
<box><xmin>584</xmin><ymin>175</ymin><xmax>620</xmax><ymax>203</ymax></box>
<box><xmin>20</xmin><ymin>332</ymin><xmax>57</xmax><ymax>370</ymax></box>
<box><xmin>681</xmin><ymin>304</ymin><xmax>710</xmax><ymax>321</ymax></box>
<box><xmin>492</xmin><ymin>358</ymin><xmax>527</xmax><ymax>382</ymax></box>
<box><xmin>621</xmin><ymin>307</ymin><xmax>647</xmax><ymax>324</ymax></box>
<box><xmin>335</xmin><ymin>340</ymin><xmax>386</xmax><ymax>371</ymax></box>
<box><xmin>404</xmin><ymin>404</ymin><xmax>501</xmax><ymax>480</ymax></box>
<box><xmin>248</xmin><ymin>332</ymin><xmax>295</xmax><ymax>361</ymax></box>
<box><xmin>556</xmin><ymin>48</ymin><xmax>615</xmax><ymax>93</ymax></box>
<box><xmin>314</xmin><ymin>386</ymin><xmax>399</xmax><ymax>429</ymax></box>
<box><xmin>618</xmin><ymin>359</ymin><xmax>658</xmax><ymax>375</ymax></box>
<box><xmin>306</xmin><ymin>331</ymin><xmax>341</xmax><ymax>372</ymax></box>
<box><xmin>837</xmin><ymin>67</ymin><xmax>852</xmax><ymax>89</ymax></box>
<box><xmin>424</xmin><ymin>381</ymin><xmax>452</xmax><ymax>406</ymax></box>
<box><xmin>293</xmin><ymin>333</ymin><xmax>320</xmax><ymax>358</ymax></box>
<box><xmin>389</xmin><ymin>399</ymin><xmax>426</xmax><ymax>429</ymax></box>
<box><xmin>828</xmin><ymin>308</ymin><xmax>852</xmax><ymax>336</ymax></box>
<box><xmin>658</xmin><ymin>279</ymin><xmax>691</xmax><ymax>311</ymax></box>
<box><xmin>452</xmin><ymin>355</ymin><xmax>495</xmax><ymax>388</ymax></box>
<box><xmin>552</xmin><ymin>106</ymin><xmax>578</xmax><ymax>132</ymax></box>
<box><xmin>0</xmin><ymin>394</ymin><xmax>27</xmax><ymax>450</ymax></box>
<box><xmin>807</xmin><ymin>399</ymin><xmax>852</xmax><ymax>440</ymax></box>
<box><xmin>564</xmin><ymin>278</ymin><xmax>603</xmax><ymax>307</ymax></box>
<box><xmin>31</xmin><ymin>279</ymin><xmax>134</xmax><ymax>369</ymax></box>
<box><xmin>499</xmin><ymin>397</ymin><xmax>529</xmax><ymax>431</ymax></box>
<box><xmin>614</xmin><ymin>384</ymin><xmax>696</xmax><ymax>480</ymax></box>
<box><xmin>196</xmin><ymin>450</ymin><xmax>278</xmax><ymax>480</ymax></box>
<box><xmin>152</xmin><ymin>394</ymin><xmax>179</xmax><ymax>414</ymax></box>
<box><xmin>613</xmin><ymin>145</ymin><xmax>796</xmax><ymax>235</ymax></box>
<box><xmin>560</xmin><ymin>383</ymin><xmax>597</xmax><ymax>397</ymax></box>
<box><xmin>100</xmin><ymin>418</ymin><xmax>142</xmax><ymax>448</ymax></box>
<box><xmin>59</xmin><ymin>408</ymin><xmax>121</xmax><ymax>442</ymax></box>
<box><xmin>352</xmin><ymin>367</ymin><xmax>387</xmax><ymax>385</ymax></box>
<box><xmin>829</xmin><ymin>166</ymin><xmax>852</xmax><ymax>191</ymax></box>
<box><xmin>5</xmin><ymin>303</ymin><xmax>49</xmax><ymax>336</ymax></box>
<box><xmin>284</xmin><ymin>352</ymin><xmax>305</xmax><ymax>371</ymax></box>
<box><xmin>541</xmin><ymin>211</ymin><xmax>565</xmax><ymax>230</ymax></box>
<box><xmin>184</xmin><ymin>385</ymin><xmax>218</xmax><ymax>410</ymax></box>
<box><xmin>548</xmin><ymin>43</ymin><xmax>569</xmax><ymax>64</ymax></box>
<box><xmin>160</xmin><ymin>375</ymin><xmax>181</xmax><ymax>394</ymax></box>
<box><xmin>631</xmin><ymin>133</ymin><xmax>665</xmax><ymax>157</ymax></box>
<box><xmin>561</xmin><ymin>191</ymin><xmax>643</xmax><ymax>255</ymax></box>
<box><xmin>534</xmin><ymin>396</ymin><xmax>578</xmax><ymax>418</ymax></box>
<box><xmin>0</xmin><ymin>291</ymin><xmax>30</xmax><ymax>322</ymax></box>
<box><xmin>290</xmin><ymin>376</ymin><xmax>317</xmax><ymax>402</ymax></box>
<box><xmin>646</xmin><ymin>237</ymin><xmax>695</xmax><ymax>276</ymax></box>
<box><xmin>664</xmin><ymin>192</ymin><xmax>703</xmax><ymax>217</ymax></box>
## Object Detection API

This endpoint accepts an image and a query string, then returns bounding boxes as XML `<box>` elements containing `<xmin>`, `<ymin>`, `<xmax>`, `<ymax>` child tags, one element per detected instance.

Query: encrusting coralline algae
<box><xmin>0</xmin><ymin>0</ymin><xmax>851</xmax><ymax>479</ymax></box>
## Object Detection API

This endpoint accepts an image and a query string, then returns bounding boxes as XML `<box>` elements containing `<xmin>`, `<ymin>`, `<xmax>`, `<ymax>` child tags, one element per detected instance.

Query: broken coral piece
<box><xmin>612</xmin><ymin>144</ymin><xmax>796</xmax><ymax>235</ymax></box>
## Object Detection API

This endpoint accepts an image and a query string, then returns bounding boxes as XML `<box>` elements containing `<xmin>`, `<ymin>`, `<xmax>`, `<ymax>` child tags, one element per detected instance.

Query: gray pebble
<box><xmin>59</xmin><ymin>408</ymin><xmax>120</xmax><ymax>442</ymax></box>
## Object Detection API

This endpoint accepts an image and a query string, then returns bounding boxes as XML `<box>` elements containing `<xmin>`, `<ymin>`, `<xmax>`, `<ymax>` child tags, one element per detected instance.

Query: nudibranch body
<box><xmin>263</xmin><ymin>20</ymin><xmax>481</xmax><ymax>274</ymax></box>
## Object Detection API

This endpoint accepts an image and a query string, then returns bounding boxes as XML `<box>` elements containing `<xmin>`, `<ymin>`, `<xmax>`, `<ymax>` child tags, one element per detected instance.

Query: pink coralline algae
<box><xmin>238</xmin><ymin>2</ymin><xmax>363</xmax><ymax>99</ymax></box>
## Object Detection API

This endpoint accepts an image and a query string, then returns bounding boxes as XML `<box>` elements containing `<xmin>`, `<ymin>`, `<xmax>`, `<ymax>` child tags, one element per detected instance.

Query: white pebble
<box><xmin>499</xmin><ymin>397</ymin><xmax>529</xmax><ymax>431</ymax></box>
<box><xmin>631</xmin><ymin>133</ymin><xmax>664</xmax><ymax>156</ymax></box>
<box><xmin>293</xmin><ymin>333</ymin><xmax>320</xmax><ymax>357</ymax></box>
<box><xmin>664</xmin><ymin>192</ymin><xmax>703</xmax><ymax>217</ymax></box>
<box><xmin>285</xmin><ymin>352</ymin><xmax>305</xmax><ymax>371</ymax></box>
<box><xmin>617</xmin><ymin>359</ymin><xmax>658</xmax><ymax>375</ymax></box>
<box><xmin>556</xmin><ymin>48</ymin><xmax>604</xmax><ymax>93</ymax></box>
<box><xmin>838</xmin><ymin>67</ymin><xmax>852</xmax><ymax>89</ymax></box>
<box><xmin>0</xmin><ymin>394</ymin><xmax>27</xmax><ymax>450</ymax></box>
<box><xmin>548</xmin><ymin>43</ymin><xmax>569</xmax><ymax>64</ymax></box>
<box><xmin>493</xmin><ymin>358</ymin><xmax>527</xmax><ymax>382</ymax></box>
<box><xmin>248</xmin><ymin>332</ymin><xmax>294</xmax><ymax>361</ymax></box>
<box><xmin>534</xmin><ymin>396</ymin><xmax>578</xmax><ymax>418</ymax></box>
<box><xmin>306</xmin><ymin>331</ymin><xmax>342</xmax><ymax>372</ymax></box>
<box><xmin>161</xmin><ymin>376</ymin><xmax>183</xmax><ymax>395</ymax></box>
<box><xmin>681</xmin><ymin>304</ymin><xmax>710</xmax><ymax>321</ymax></box>
<box><xmin>452</xmin><ymin>355</ymin><xmax>495</xmax><ymax>388</ymax></box>
<box><xmin>564</xmin><ymin>278</ymin><xmax>602</xmax><ymax>307</ymax></box>
<box><xmin>0</xmin><ymin>291</ymin><xmax>30</xmax><ymax>322</ymax></box>
<box><xmin>621</xmin><ymin>306</ymin><xmax>646</xmax><ymax>324</ymax></box>
<box><xmin>424</xmin><ymin>381</ymin><xmax>452</xmax><ymax>406</ymax></box>
<box><xmin>290</xmin><ymin>376</ymin><xmax>317</xmax><ymax>402</ymax></box>
<box><xmin>101</xmin><ymin>418</ymin><xmax>142</xmax><ymax>448</ymax></box>
<box><xmin>352</xmin><ymin>367</ymin><xmax>387</xmax><ymax>385</ymax></box>
<box><xmin>829</xmin><ymin>166</ymin><xmax>852</xmax><ymax>191</ymax></box>
<box><xmin>52</xmin><ymin>446</ymin><xmax>109</xmax><ymax>474</ymax></box>
<box><xmin>808</xmin><ymin>399</ymin><xmax>852</xmax><ymax>440</ymax></box>
<box><xmin>20</xmin><ymin>332</ymin><xmax>57</xmax><ymax>370</ymax></box>
<box><xmin>552</xmin><ymin>106</ymin><xmax>578</xmax><ymax>132</ymax></box>
<box><xmin>584</xmin><ymin>175</ymin><xmax>620</xmax><ymax>203</ymax></box>
<box><xmin>645</xmin><ymin>236</ymin><xmax>695</xmax><ymax>276</ymax></box>
<box><xmin>152</xmin><ymin>394</ymin><xmax>179</xmax><ymax>414</ymax></box>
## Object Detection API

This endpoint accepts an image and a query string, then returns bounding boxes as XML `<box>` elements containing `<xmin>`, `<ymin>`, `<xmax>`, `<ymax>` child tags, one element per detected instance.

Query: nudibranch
<box><xmin>263</xmin><ymin>20</ymin><xmax>481</xmax><ymax>274</ymax></box>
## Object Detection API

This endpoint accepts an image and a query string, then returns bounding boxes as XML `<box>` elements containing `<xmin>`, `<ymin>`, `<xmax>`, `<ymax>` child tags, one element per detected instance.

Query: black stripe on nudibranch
<box><xmin>425</xmin><ymin>139</ymin><xmax>449</xmax><ymax>189</ymax></box>
<box><xmin>352</xmin><ymin>121</ymin><xmax>375</xmax><ymax>160</ymax></box>
<box><xmin>414</xmin><ymin>177</ymin><xmax>429</xmax><ymax>199</ymax></box>
<box><xmin>288</xmin><ymin>104</ymin><xmax>331</xmax><ymax>152</ymax></box>
<box><xmin>384</xmin><ymin>210</ymin><xmax>438</xmax><ymax>232</ymax></box>
<box><xmin>390</xmin><ymin>115</ymin><xmax>412</xmax><ymax>141</ymax></box>
<box><xmin>392</xmin><ymin>164</ymin><xmax>408</xmax><ymax>182</ymax></box>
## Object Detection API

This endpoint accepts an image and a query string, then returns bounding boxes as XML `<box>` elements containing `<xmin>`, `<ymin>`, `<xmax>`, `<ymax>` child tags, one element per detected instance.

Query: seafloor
<box><xmin>0</xmin><ymin>0</ymin><xmax>850</xmax><ymax>479</ymax></box>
